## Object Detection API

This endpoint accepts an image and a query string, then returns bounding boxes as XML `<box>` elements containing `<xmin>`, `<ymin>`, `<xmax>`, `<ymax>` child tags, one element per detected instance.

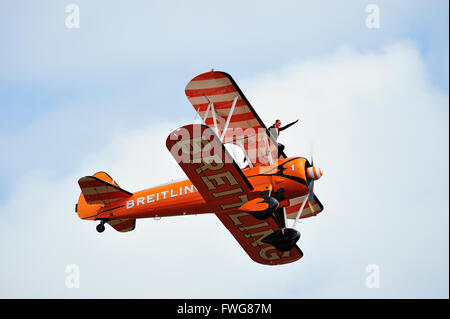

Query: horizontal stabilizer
<box><xmin>78</xmin><ymin>175</ymin><xmax>133</xmax><ymax>206</ymax></box>
<box><xmin>107</xmin><ymin>219</ymin><xmax>136</xmax><ymax>232</ymax></box>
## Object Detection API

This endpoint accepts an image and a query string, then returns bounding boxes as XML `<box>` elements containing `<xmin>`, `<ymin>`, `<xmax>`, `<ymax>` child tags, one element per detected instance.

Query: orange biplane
<box><xmin>75</xmin><ymin>71</ymin><xmax>324</xmax><ymax>265</ymax></box>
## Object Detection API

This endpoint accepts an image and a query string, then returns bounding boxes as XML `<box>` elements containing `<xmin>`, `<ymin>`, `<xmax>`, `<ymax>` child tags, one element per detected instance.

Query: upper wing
<box><xmin>166</xmin><ymin>123</ymin><xmax>253</xmax><ymax>212</ymax></box>
<box><xmin>216</xmin><ymin>210</ymin><xmax>303</xmax><ymax>265</ymax></box>
<box><xmin>185</xmin><ymin>71</ymin><xmax>279</xmax><ymax>166</ymax></box>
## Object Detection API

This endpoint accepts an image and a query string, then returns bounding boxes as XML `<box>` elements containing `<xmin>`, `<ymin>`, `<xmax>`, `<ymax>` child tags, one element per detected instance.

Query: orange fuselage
<box><xmin>77</xmin><ymin>157</ymin><xmax>309</xmax><ymax>221</ymax></box>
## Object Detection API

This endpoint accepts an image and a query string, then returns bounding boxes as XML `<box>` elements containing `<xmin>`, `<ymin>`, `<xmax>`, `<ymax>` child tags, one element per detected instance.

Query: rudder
<box><xmin>76</xmin><ymin>171</ymin><xmax>133</xmax><ymax>220</ymax></box>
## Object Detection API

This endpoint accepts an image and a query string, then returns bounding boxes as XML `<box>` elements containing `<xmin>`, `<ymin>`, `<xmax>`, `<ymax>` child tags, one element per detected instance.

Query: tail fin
<box><xmin>78</xmin><ymin>172</ymin><xmax>132</xmax><ymax>205</ymax></box>
<box><xmin>76</xmin><ymin>171</ymin><xmax>132</xmax><ymax>220</ymax></box>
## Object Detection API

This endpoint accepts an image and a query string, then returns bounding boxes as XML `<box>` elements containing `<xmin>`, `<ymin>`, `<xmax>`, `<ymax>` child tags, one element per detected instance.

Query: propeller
<box><xmin>306</xmin><ymin>150</ymin><xmax>323</xmax><ymax>204</ymax></box>
<box><xmin>308</xmin><ymin>153</ymin><xmax>315</xmax><ymax>202</ymax></box>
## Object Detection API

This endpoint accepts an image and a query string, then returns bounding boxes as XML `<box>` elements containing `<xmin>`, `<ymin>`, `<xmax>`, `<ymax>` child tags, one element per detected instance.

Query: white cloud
<box><xmin>1</xmin><ymin>0</ymin><xmax>448</xmax><ymax>91</ymax></box>
<box><xmin>243</xmin><ymin>41</ymin><xmax>449</xmax><ymax>297</ymax></box>
<box><xmin>0</xmin><ymin>41</ymin><xmax>448</xmax><ymax>298</ymax></box>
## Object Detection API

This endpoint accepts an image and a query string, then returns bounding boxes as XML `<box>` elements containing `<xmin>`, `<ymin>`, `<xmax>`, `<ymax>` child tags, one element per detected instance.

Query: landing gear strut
<box><xmin>262</xmin><ymin>207</ymin><xmax>301</xmax><ymax>251</ymax></box>
<box><xmin>262</xmin><ymin>188</ymin><xmax>301</xmax><ymax>252</ymax></box>
<box><xmin>247</xmin><ymin>187</ymin><xmax>303</xmax><ymax>252</ymax></box>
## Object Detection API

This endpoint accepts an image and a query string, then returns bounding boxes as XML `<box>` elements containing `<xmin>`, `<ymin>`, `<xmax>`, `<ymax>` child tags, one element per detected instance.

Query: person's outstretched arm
<box><xmin>278</xmin><ymin>119</ymin><xmax>299</xmax><ymax>132</ymax></box>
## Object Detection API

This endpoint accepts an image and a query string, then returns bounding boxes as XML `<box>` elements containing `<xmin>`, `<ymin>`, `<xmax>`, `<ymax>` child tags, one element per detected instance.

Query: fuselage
<box><xmin>77</xmin><ymin>157</ymin><xmax>310</xmax><ymax>221</ymax></box>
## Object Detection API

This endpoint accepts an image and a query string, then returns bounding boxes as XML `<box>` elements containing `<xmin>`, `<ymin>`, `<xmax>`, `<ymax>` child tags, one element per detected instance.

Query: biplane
<box><xmin>75</xmin><ymin>71</ymin><xmax>324</xmax><ymax>265</ymax></box>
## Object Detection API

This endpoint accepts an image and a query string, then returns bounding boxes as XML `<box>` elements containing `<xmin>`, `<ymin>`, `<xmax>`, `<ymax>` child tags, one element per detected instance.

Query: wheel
<box><xmin>249</xmin><ymin>197</ymin><xmax>279</xmax><ymax>220</ymax></box>
<box><xmin>249</xmin><ymin>210</ymin><xmax>274</xmax><ymax>220</ymax></box>
<box><xmin>274</xmin><ymin>228</ymin><xmax>301</xmax><ymax>251</ymax></box>
<box><xmin>274</xmin><ymin>238</ymin><xmax>298</xmax><ymax>252</ymax></box>
<box><xmin>261</xmin><ymin>228</ymin><xmax>300</xmax><ymax>251</ymax></box>
<box><xmin>96</xmin><ymin>223</ymin><xmax>105</xmax><ymax>233</ymax></box>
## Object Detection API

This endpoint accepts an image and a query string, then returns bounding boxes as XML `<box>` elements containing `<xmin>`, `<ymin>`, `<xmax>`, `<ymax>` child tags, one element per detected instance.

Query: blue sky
<box><xmin>0</xmin><ymin>1</ymin><xmax>448</xmax><ymax>298</ymax></box>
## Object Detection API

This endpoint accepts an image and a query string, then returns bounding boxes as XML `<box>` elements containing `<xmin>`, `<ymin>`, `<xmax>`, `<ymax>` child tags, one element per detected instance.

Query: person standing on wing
<box><xmin>269</xmin><ymin>119</ymin><xmax>299</xmax><ymax>158</ymax></box>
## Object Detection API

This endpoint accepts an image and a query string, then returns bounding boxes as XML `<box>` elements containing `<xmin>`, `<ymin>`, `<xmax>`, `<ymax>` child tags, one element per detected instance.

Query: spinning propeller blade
<box><xmin>306</xmin><ymin>150</ymin><xmax>323</xmax><ymax>203</ymax></box>
<box><xmin>308</xmin><ymin>153</ymin><xmax>315</xmax><ymax>202</ymax></box>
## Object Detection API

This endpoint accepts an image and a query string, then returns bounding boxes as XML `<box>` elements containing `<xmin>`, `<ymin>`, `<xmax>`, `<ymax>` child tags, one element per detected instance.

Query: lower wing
<box><xmin>285</xmin><ymin>194</ymin><xmax>324</xmax><ymax>219</ymax></box>
<box><xmin>216</xmin><ymin>210</ymin><xmax>303</xmax><ymax>265</ymax></box>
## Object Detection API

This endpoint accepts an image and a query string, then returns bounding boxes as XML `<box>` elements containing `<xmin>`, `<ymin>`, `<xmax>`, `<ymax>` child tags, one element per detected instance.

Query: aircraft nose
<box><xmin>306</xmin><ymin>167</ymin><xmax>323</xmax><ymax>180</ymax></box>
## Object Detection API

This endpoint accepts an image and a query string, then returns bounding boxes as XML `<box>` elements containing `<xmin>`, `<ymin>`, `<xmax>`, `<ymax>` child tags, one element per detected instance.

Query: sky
<box><xmin>0</xmin><ymin>1</ymin><xmax>448</xmax><ymax>298</ymax></box>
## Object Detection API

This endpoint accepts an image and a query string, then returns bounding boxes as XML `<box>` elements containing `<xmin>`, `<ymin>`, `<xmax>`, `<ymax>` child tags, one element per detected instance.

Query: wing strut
<box><xmin>291</xmin><ymin>195</ymin><xmax>309</xmax><ymax>229</ymax></box>
<box><xmin>239</xmin><ymin>143</ymin><xmax>254</xmax><ymax>168</ymax></box>
<box><xmin>203</xmin><ymin>95</ymin><xmax>220</xmax><ymax>136</ymax></box>
<box><xmin>220</xmin><ymin>95</ymin><xmax>238</xmax><ymax>142</ymax></box>
<box><xmin>202</xmin><ymin>100</ymin><xmax>211</xmax><ymax>123</ymax></box>
<box><xmin>210</xmin><ymin>102</ymin><xmax>219</xmax><ymax>136</ymax></box>
<box><xmin>263</xmin><ymin>134</ymin><xmax>274</xmax><ymax>165</ymax></box>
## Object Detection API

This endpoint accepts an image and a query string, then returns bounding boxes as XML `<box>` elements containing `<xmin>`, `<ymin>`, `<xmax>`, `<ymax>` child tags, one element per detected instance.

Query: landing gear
<box><xmin>247</xmin><ymin>188</ymin><xmax>279</xmax><ymax>220</ymax></box>
<box><xmin>260</xmin><ymin>188</ymin><xmax>302</xmax><ymax>251</ymax></box>
<box><xmin>248</xmin><ymin>196</ymin><xmax>279</xmax><ymax>220</ymax></box>
<box><xmin>262</xmin><ymin>207</ymin><xmax>301</xmax><ymax>251</ymax></box>
<box><xmin>248</xmin><ymin>187</ymin><xmax>303</xmax><ymax>252</ymax></box>
<box><xmin>96</xmin><ymin>220</ymin><xmax>106</xmax><ymax>233</ymax></box>
<box><xmin>262</xmin><ymin>227</ymin><xmax>300</xmax><ymax>252</ymax></box>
